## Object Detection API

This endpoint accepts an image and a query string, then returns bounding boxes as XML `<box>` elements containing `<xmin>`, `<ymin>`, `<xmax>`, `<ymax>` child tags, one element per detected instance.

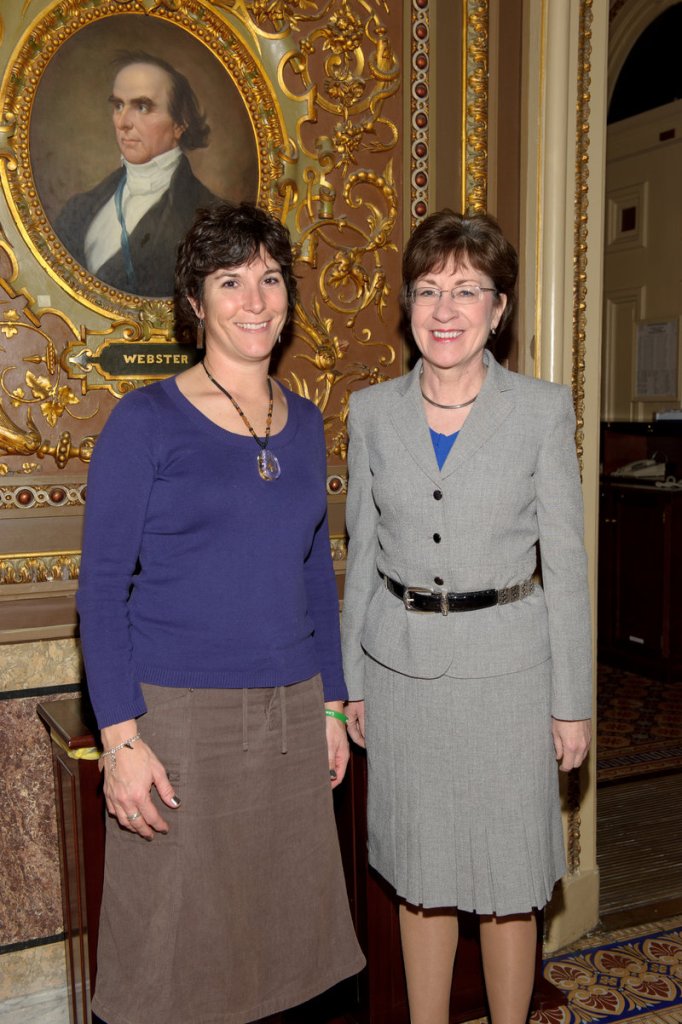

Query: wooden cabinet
<box><xmin>599</xmin><ymin>480</ymin><xmax>682</xmax><ymax>678</ymax></box>
<box><xmin>38</xmin><ymin>698</ymin><xmax>563</xmax><ymax>1024</ymax></box>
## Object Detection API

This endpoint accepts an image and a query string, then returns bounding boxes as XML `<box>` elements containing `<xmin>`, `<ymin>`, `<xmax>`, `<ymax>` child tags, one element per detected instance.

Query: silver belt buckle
<box><xmin>402</xmin><ymin>585</ymin><xmax>436</xmax><ymax>611</ymax></box>
<box><xmin>498</xmin><ymin>580</ymin><xmax>532</xmax><ymax>605</ymax></box>
<box><xmin>498</xmin><ymin>584</ymin><xmax>516</xmax><ymax>605</ymax></box>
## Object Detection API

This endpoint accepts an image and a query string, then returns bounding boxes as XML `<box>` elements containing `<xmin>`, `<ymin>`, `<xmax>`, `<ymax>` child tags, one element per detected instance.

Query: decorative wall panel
<box><xmin>0</xmin><ymin>0</ymin><xmax>404</xmax><ymax>632</ymax></box>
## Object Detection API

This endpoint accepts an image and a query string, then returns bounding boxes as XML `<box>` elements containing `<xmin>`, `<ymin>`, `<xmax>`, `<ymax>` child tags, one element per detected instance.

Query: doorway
<box><xmin>598</xmin><ymin>0</ymin><xmax>682</xmax><ymax>927</ymax></box>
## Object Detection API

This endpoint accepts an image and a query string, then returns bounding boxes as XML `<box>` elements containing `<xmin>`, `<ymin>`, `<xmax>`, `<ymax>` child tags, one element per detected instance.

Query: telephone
<box><xmin>611</xmin><ymin>458</ymin><xmax>666</xmax><ymax>479</ymax></box>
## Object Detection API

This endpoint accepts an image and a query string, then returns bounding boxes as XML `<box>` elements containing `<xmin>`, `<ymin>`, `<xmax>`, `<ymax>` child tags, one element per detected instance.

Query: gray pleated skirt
<box><xmin>92</xmin><ymin>676</ymin><xmax>365</xmax><ymax>1024</ymax></box>
<box><xmin>364</xmin><ymin>657</ymin><xmax>566</xmax><ymax>916</ymax></box>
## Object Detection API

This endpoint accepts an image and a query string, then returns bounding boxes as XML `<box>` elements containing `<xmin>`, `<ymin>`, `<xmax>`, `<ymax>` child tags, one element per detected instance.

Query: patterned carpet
<box><xmin>536</xmin><ymin>917</ymin><xmax>682</xmax><ymax>1023</ymax></box>
<box><xmin>465</xmin><ymin>918</ymin><xmax>682</xmax><ymax>1024</ymax></box>
<box><xmin>597</xmin><ymin>664</ymin><xmax>682</xmax><ymax>782</ymax></box>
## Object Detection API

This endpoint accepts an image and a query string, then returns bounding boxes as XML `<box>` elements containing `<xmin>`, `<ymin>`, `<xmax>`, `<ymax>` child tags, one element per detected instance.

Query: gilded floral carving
<box><xmin>244</xmin><ymin>0</ymin><xmax>403</xmax><ymax>455</ymax></box>
<box><xmin>0</xmin><ymin>242</ymin><xmax>107</xmax><ymax>470</ymax></box>
<box><xmin>1</xmin><ymin>0</ymin><xmax>401</xmax><ymax>462</ymax></box>
<box><xmin>462</xmin><ymin>1</ymin><xmax>489</xmax><ymax>213</ymax></box>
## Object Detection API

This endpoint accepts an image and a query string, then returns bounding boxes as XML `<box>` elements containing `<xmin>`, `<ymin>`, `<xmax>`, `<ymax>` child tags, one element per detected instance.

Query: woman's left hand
<box><xmin>552</xmin><ymin>717</ymin><xmax>592</xmax><ymax>771</ymax></box>
<box><xmin>325</xmin><ymin>701</ymin><xmax>350</xmax><ymax>789</ymax></box>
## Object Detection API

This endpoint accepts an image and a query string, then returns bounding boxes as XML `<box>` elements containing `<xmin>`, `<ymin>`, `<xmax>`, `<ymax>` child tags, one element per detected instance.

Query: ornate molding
<box><xmin>572</xmin><ymin>0</ymin><xmax>592</xmax><ymax>478</ymax></box>
<box><xmin>462</xmin><ymin>0</ymin><xmax>489</xmax><ymax>213</ymax></box>
<box><xmin>330</xmin><ymin>535</ymin><xmax>348</xmax><ymax>562</ymax></box>
<box><xmin>326</xmin><ymin>471</ymin><xmax>347</xmax><ymax>495</ymax></box>
<box><xmin>566</xmin><ymin>0</ymin><xmax>593</xmax><ymax>877</ymax></box>
<box><xmin>0</xmin><ymin>481</ymin><xmax>86</xmax><ymax>510</ymax></box>
<box><xmin>410</xmin><ymin>0</ymin><xmax>430</xmax><ymax>227</ymax></box>
<box><xmin>0</xmin><ymin>550</ymin><xmax>80</xmax><ymax>584</ymax></box>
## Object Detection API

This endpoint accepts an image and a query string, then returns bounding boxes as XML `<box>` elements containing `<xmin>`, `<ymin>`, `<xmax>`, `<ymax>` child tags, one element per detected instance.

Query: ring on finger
<box><xmin>126</xmin><ymin>811</ymin><xmax>141</xmax><ymax>822</ymax></box>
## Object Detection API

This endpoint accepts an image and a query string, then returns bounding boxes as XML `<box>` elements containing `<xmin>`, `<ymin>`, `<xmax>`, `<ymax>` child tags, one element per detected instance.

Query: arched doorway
<box><xmin>598</xmin><ymin>0</ymin><xmax>682</xmax><ymax>925</ymax></box>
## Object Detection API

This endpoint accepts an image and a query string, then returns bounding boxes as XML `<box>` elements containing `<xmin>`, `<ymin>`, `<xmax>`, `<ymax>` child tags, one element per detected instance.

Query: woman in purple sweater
<box><xmin>78</xmin><ymin>203</ymin><xmax>364</xmax><ymax>1024</ymax></box>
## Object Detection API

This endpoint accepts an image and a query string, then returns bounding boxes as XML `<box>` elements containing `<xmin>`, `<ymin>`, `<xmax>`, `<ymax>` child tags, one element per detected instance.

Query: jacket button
<box><xmin>433</xmin><ymin>489</ymin><xmax>443</xmax><ymax>500</ymax></box>
<box><xmin>434</xmin><ymin>576</ymin><xmax>444</xmax><ymax>586</ymax></box>
<box><xmin>433</xmin><ymin>533</ymin><xmax>441</xmax><ymax>543</ymax></box>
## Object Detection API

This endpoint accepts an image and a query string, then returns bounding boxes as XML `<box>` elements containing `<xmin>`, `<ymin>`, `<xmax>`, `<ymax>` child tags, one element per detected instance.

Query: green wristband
<box><xmin>325</xmin><ymin>709</ymin><xmax>348</xmax><ymax>724</ymax></box>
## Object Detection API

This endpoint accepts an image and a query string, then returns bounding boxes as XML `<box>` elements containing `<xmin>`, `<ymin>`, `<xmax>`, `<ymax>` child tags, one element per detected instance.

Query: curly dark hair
<box><xmin>400</xmin><ymin>209</ymin><xmax>518</xmax><ymax>335</ymax></box>
<box><xmin>112</xmin><ymin>51</ymin><xmax>210</xmax><ymax>151</ymax></box>
<box><xmin>174</xmin><ymin>202</ymin><xmax>297</xmax><ymax>341</ymax></box>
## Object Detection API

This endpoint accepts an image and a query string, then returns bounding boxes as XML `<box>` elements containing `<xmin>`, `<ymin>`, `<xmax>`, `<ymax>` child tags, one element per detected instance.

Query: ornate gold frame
<box><xmin>0</xmin><ymin>0</ymin><xmax>285</xmax><ymax>319</ymax></box>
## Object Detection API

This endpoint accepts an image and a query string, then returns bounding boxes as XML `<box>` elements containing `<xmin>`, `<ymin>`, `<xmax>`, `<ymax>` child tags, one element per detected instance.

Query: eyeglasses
<box><xmin>411</xmin><ymin>285</ymin><xmax>498</xmax><ymax>307</ymax></box>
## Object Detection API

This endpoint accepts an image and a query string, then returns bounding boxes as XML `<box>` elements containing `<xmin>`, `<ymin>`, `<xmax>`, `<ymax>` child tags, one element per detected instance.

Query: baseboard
<box><xmin>0</xmin><ymin>984</ymin><xmax>68</xmax><ymax>1022</ymax></box>
<box><xmin>544</xmin><ymin>867</ymin><xmax>601</xmax><ymax>954</ymax></box>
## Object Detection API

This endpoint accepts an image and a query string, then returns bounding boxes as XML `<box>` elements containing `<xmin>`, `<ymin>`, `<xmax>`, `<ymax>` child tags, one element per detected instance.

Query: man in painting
<box><xmin>55</xmin><ymin>51</ymin><xmax>219</xmax><ymax>297</ymax></box>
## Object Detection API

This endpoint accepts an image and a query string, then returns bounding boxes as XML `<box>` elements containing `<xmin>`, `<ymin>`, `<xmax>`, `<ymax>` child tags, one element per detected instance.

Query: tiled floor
<box><xmin>0</xmin><ymin>987</ymin><xmax>69</xmax><ymax>1024</ymax></box>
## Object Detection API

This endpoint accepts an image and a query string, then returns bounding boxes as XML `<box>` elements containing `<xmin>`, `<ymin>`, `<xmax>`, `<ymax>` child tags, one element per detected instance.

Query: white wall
<box><xmin>603</xmin><ymin>101</ymin><xmax>682</xmax><ymax>421</ymax></box>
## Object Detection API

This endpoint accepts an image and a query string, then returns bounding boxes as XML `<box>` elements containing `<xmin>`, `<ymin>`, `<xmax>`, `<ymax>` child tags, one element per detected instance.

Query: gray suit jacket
<box><xmin>341</xmin><ymin>352</ymin><xmax>592</xmax><ymax>720</ymax></box>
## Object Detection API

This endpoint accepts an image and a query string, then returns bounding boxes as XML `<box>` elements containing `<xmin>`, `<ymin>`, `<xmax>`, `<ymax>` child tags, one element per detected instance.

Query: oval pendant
<box><xmin>258</xmin><ymin>449</ymin><xmax>281</xmax><ymax>481</ymax></box>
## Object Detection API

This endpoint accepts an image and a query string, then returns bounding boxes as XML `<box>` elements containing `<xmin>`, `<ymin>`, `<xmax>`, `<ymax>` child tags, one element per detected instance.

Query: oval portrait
<box><xmin>2</xmin><ymin>5</ymin><xmax>283</xmax><ymax>313</ymax></box>
<box><xmin>31</xmin><ymin>14</ymin><xmax>258</xmax><ymax>301</ymax></box>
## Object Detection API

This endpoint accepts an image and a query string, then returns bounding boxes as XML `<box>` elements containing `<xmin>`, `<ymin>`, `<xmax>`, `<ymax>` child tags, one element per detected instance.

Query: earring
<box><xmin>197</xmin><ymin>318</ymin><xmax>204</xmax><ymax>351</ymax></box>
<box><xmin>490</xmin><ymin>327</ymin><xmax>497</xmax><ymax>336</ymax></box>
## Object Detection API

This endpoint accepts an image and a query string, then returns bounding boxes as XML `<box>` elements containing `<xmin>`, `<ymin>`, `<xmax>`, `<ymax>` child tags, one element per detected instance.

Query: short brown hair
<box><xmin>401</xmin><ymin>210</ymin><xmax>518</xmax><ymax>334</ymax></box>
<box><xmin>174</xmin><ymin>202</ymin><xmax>297</xmax><ymax>340</ymax></box>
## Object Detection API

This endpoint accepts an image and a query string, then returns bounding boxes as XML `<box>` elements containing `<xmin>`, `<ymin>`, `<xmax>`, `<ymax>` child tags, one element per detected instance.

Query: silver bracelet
<box><xmin>99</xmin><ymin>732</ymin><xmax>141</xmax><ymax>774</ymax></box>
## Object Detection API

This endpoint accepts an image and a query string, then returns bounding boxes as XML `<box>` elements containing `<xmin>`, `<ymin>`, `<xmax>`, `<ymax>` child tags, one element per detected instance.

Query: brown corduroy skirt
<box><xmin>92</xmin><ymin>677</ymin><xmax>365</xmax><ymax>1024</ymax></box>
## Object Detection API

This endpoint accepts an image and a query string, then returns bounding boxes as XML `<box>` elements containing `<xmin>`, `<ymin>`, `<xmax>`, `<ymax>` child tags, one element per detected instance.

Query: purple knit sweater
<box><xmin>78</xmin><ymin>377</ymin><xmax>347</xmax><ymax>728</ymax></box>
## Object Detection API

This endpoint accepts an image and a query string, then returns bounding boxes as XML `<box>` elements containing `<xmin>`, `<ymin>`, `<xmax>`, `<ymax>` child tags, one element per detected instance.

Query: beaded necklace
<box><xmin>202</xmin><ymin>360</ymin><xmax>281</xmax><ymax>481</ymax></box>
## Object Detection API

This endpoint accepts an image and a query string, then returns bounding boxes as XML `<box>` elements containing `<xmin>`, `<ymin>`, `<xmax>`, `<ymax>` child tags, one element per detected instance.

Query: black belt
<box><xmin>382</xmin><ymin>574</ymin><xmax>534</xmax><ymax>615</ymax></box>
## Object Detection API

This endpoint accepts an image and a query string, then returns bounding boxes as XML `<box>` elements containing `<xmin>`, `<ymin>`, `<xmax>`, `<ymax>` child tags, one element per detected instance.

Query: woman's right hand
<box><xmin>100</xmin><ymin>721</ymin><xmax>180</xmax><ymax>839</ymax></box>
<box><xmin>346</xmin><ymin>700</ymin><xmax>366</xmax><ymax>749</ymax></box>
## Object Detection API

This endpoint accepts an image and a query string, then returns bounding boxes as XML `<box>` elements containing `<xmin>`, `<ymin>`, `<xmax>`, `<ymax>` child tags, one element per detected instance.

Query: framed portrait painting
<box><xmin>0</xmin><ymin>2</ymin><xmax>285</xmax><ymax>316</ymax></box>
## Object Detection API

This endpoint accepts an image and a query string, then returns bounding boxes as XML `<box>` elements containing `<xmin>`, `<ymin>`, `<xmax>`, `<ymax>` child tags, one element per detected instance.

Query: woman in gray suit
<box><xmin>342</xmin><ymin>210</ymin><xmax>592</xmax><ymax>1024</ymax></box>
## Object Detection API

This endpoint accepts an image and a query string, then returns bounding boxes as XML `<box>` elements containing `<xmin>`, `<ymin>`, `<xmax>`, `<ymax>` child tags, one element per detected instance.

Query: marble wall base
<box><xmin>0</xmin><ymin>986</ymin><xmax>69</xmax><ymax>1024</ymax></box>
<box><xmin>0</xmin><ymin>639</ymin><xmax>82</xmax><ymax>692</ymax></box>
<box><xmin>0</xmin><ymin>693</ymin><xmax>77</xmax><ymax>946</ymax></box>
<box><xmin>0</xmin><ymin>942</ymin><xmax>67</xmax><ymax>1001</ymax></box>
<box><xmin>0</xmin><ymin>638</ymin><xmax>86</xmax><ymax>1001</ymax></box>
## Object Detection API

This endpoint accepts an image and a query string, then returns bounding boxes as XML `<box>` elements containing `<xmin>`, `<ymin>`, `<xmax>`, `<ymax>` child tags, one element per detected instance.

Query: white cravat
<box><xmin>84</xmin><ymin>147</ymin><xmax>183</xmax><ymax>274</ymax></box>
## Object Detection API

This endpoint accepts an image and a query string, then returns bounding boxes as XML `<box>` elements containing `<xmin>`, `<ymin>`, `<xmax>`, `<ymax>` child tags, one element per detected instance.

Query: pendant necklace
<box><xmin>419</xmin><ymin>370</ymin><xmax>479</xmax><ymax>410</ymax></box>
<box><xmin>202</xmin><ymin>360</ymin><xmax>281</xmax><ymax>481</ymax></box>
